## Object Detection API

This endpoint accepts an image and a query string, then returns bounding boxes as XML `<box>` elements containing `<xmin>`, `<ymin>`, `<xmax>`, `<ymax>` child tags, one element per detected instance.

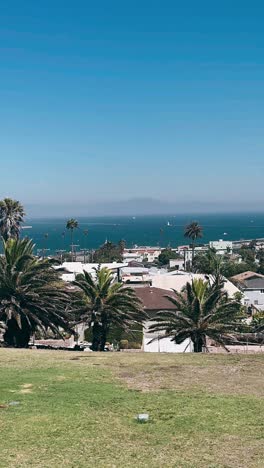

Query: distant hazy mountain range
<box><xmin>25</xmin><ymin>198</ymin><xmax>264</xmax><ymax>218</ymax></box>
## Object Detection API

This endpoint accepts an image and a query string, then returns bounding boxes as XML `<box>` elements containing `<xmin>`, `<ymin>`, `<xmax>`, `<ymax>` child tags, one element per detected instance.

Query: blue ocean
<box><xmin>21</xmin><ymin>213</ymin><xmax>264</xmax><ymax>255</ymax></box>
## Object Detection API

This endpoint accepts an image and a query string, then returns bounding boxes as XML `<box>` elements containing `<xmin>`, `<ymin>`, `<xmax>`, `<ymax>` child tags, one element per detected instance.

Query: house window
<box><xmin>254</xmin><ymin>300</ymin><xmax>259</xmax><ymax>305</ymax></box>
<box><xmin>260</xmin><ymin>290</ymin><xmax>264</xmax><ymax>294</ymax></box>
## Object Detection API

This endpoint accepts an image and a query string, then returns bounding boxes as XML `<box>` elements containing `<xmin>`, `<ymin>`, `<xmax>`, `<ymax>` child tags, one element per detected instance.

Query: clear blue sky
<box><xmin>1</xmin><ymin>1</ymin><xmax>264</xmax><ymax>214</ymax></box>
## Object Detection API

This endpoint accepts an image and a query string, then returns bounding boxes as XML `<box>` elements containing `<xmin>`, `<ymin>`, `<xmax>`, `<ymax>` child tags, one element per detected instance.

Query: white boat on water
<box><xmin>22</xmin><ymin>225</ymin><xmax>33</xmax><ymax>229</ymax></box>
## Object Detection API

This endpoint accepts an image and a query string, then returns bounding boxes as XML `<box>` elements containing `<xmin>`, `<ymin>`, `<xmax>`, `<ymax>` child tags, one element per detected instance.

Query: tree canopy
<box><xmin>184</xmin><ymin>222</ymin><xmax>203</xmax><ymax>243</ymax></box>
<box><xmin>158</xmin><ymin>248</ymin><xmax>179</xmax><ymax>266</ymax></box>
<box><xmin>149</xmin><ymin>277</ymin><xmax>244</xmax><ymax>352</ymax></box>
<box><xmin>0</xmin><ymin>238</ymin><xmax>73</xmax><ymax>347</ymax></box>
<box><xmin>73</xmin><ymin>267</ymin><xmax>146</xmax><ymax>351</ymax></box>
<box><xmin>93</xmin><ymin>241</ymin><xmax>123</xmax><ymax>263</ymax></box>
<box><xmin>193</xmin><ymin>248</ymin><xmax>260</xmax><ymax>278</ymax></box>
<box><xmin>0</xmin><ymin>198</ymin><xmax>25</xmax><ymax>241</ymax></box>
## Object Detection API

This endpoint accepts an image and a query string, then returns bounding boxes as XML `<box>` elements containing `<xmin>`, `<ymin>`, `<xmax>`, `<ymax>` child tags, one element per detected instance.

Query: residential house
<box><xmin>230</xmin><ymin>271</ymin><xmax>264</xmax><ymax>311</ymax></box>
<box><xmin>151</xmin><ymin>272</ymin><xmax>241</xmax><ymax>299</ymax></box>
<box><xmin>56</xmin><ymin>261</ymin><xmax>127</xmax><ymax>282</ymax></box>
<box><xmin>123</xmin><ymin>247</ymin><xmax>162</xmax><ymax>263</ymax></box>
<box><xmin>134</xmin><ymin>287</ymin><xmax>193</xmax><ymax>353</ymax></box>
<box><xmin>209</xmin><ymin>239</ymin><xmax>233</xmax><ymax>254</ymax></box>
<box><xmin>121</xmin><ymin>266</ymin><xmax>152</xmax><ymax>286</ymax></box>
<box><xmin>169</xmin><ymin>258</ymin><xmax>185</xmax><ymax>270</ymax></box>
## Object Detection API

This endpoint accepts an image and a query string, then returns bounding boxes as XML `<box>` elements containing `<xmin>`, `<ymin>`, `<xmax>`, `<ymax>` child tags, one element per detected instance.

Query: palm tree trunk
<box><xmin>99</xmin><ymin>326</ymin><xmax>108</xmax><ymax>351</ymax></box>
<box><xmin>90</xmin><ymin>322</ymin><xmax>102</xmax><ymax>351</ymax></box>
<box><xmin>192</xmin><ymin>239</ymin><xmax>196</xmax><ymax>272</ymax></box>
<box><xmin>193</xmin><ymin>336</ymin><xmax>204</xmax><ymax>353</ymax></box>
<box><xmin>4</xmin><ymin>319</ymin><xmax>31</xmax><ymax>348</ymax></box>
<box><xmin>71</xmin><ymin>229</ymin><xmax>74</xmax><ymax>262</ymax></box>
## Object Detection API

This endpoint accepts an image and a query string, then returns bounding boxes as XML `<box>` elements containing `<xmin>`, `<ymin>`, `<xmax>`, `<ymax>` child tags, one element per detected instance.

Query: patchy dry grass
<box><xmin>0</xmin><ymin>349</ymin><xmax>263</xmax><ymax>468</ymax></box>
<box><xmin>106</xmin><ymin>353</ymin><xmax>264</xmax><ymax>396</ymax></box>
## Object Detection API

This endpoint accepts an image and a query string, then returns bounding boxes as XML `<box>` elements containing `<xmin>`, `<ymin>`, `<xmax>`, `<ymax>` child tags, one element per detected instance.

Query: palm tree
<box><xmin>149</xmin><ymin>278</ymin><xmax>242</xmax><ymax>352</ymax></box>
<box><xmin>0</xmin><ymin>238</ymin><xmax>73</xmax><ymax>347</ymax></box>
<box><xmin>73</xmin><ymin>267</ymin><xmax>145</xmax><ymax>351</ymax></box>
<box><xmin>83</xmin><ymin>229</ymin><xmax>89</xmax><ymax>263</ymax></box>
<box><xmin>118</xmin><ymin>239</ymin><xmax>126</xmax><ymax>254</ymax></box>
<box><xmin>66</xmin><ymin>219</ymin><xmax>79</xmax><ymax>261</ymax></box>
<box><xmin>0</xmin><ymin>198</ymin><xmax>25</xmax><ymax>241</ymax></box>
<box><xmin>184</xmin><ymin>221</ymin><xmax>203</xmax><ymax>268</ymax></box>
<box><xmin>42</xmin><ymin>233</ymin><xmax>49</xmax><ymax>258</ymax></box>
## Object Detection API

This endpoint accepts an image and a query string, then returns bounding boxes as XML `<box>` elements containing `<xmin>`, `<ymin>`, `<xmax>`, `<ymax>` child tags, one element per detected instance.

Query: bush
<box><xmin>84</xmin><ymin>325</ymin><xmax>143</xmax><ymax>348</ymax></box>
<box><xmin>120</xmin><ymin>339</ymin><xmax>129</xmax><ymax>349</ymax></box>
<box><xmin>128</xmin><ymin>341</ymin><xmax>142</xmax><ymax>349</ymax></box>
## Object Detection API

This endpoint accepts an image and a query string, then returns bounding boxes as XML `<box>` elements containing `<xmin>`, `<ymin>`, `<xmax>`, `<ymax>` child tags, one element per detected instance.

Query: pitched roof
<box><xmin>230</xmin><ymin>271</ymin><xmax>264</xmax><ymax>283</ymax></box>
<box><xmin>134</xmin><ymin>287</ymin><xmax>177</xmax><ymax>311</ymax></box>
<box><xmin>243</xmin><ymin>278</ymin><xmax>264</xmax><ymax>289</ymax></box>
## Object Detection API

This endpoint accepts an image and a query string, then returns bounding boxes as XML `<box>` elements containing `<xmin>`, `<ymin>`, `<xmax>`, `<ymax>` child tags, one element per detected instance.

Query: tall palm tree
<box><xmin>149</xmin><ymin>278</ymin><xmax>242</xmax><ymax>352</ymax></box>
<box><xmin>0</xmin><ymin>198</ymin><xmax>25</xmax><ymax>241</ymax></box>
<box><xmin>42</xmin><ymin>233</ymin><xmax>49</xmax><ymax>258</ymax></box>
<box><xmin>184</xmin><ymin>221</ymin><xmax>203</xmax><ymax>268</ymax></box>
<box><xmin>83</xmin><ymin>229</ymin><xmax>89</xmax><ymax>263</ymax></box>
<box><xmin>66</xmin><ymin>219</ymin><xmax>79</xmax><ymax>261</ymax></box>
<box><xmin>73</xmin><ymin>267</ymin><xmax>145</xmax><ymax>351</ymax></box>
<box><xmin>0</xmin><ymin>238</ymin><xmax>73</xmax><ymax>347</ymax></box>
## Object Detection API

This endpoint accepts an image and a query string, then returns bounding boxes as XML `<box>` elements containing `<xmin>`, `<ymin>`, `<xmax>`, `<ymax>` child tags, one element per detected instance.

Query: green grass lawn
<box><xmin>0</xmin><ymin>350</ymin><xmax>263</xmax><ymax>468</ymax></box>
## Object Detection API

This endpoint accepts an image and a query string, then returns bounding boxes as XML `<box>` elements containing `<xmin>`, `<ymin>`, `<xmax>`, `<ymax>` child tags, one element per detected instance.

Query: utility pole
<box><xmin>56</xmin><ymin>249</ymin><xmax>66</xmax><ymax>265</ymax></box>
<box><xmin>37</xmin><ymin>248</ymin><xmax>50</xmax><ymax>259</ymax></box>
<box><xmin>72</xmin><ymin>244</ymin><xmax>79</xmax><ymax>262</ymax></box>
<box><xmin>43</xmin><ymin>233</ymin><xmax>49</xmax><ymax>259</ymax></box>
<box><xmin>83</xmin><ymin>229</ymin><xmax>89</xmax><ymax>263</ymax></box>
<box><xmin>80</xmin><ymin>248</ymin><xmax>89</xmax><ymax>264</ymax></box>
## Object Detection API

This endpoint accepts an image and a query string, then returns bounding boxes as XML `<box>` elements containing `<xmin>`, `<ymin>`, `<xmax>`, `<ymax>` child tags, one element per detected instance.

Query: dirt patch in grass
<box><xmin>106</xmin><ymin>354</ymin><xmax>264</xmax><ymax>396</ymax></box>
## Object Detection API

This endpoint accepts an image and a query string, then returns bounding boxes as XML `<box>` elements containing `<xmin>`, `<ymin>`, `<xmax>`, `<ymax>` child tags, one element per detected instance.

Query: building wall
<box><xmin>209</xmin><ymin>240</ymin><xmax>233</xmax><ymax>254</ymax></box>
<box><xmin>144</xmin><ymin>320</ymin><xmax>193</xmax><ymax>352</ymax></box>
<box><xmin>169</xmin><ymin>259</ymin><xmax>185</xmax><ymax>269</ymax></box>
<box><xmin>178</xmin><ymin>247</ymin><xmax>207</xmax><ymax>263</ymax></box>
<box><xmin>143</xmin><ymin>335</ymin><xmax>193</xmax><ymax>353</ymax></box>
<box><xmin>244</xmin><ymin>289</ymin><xmax>264</xmax><ymax>310</ymax></box>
